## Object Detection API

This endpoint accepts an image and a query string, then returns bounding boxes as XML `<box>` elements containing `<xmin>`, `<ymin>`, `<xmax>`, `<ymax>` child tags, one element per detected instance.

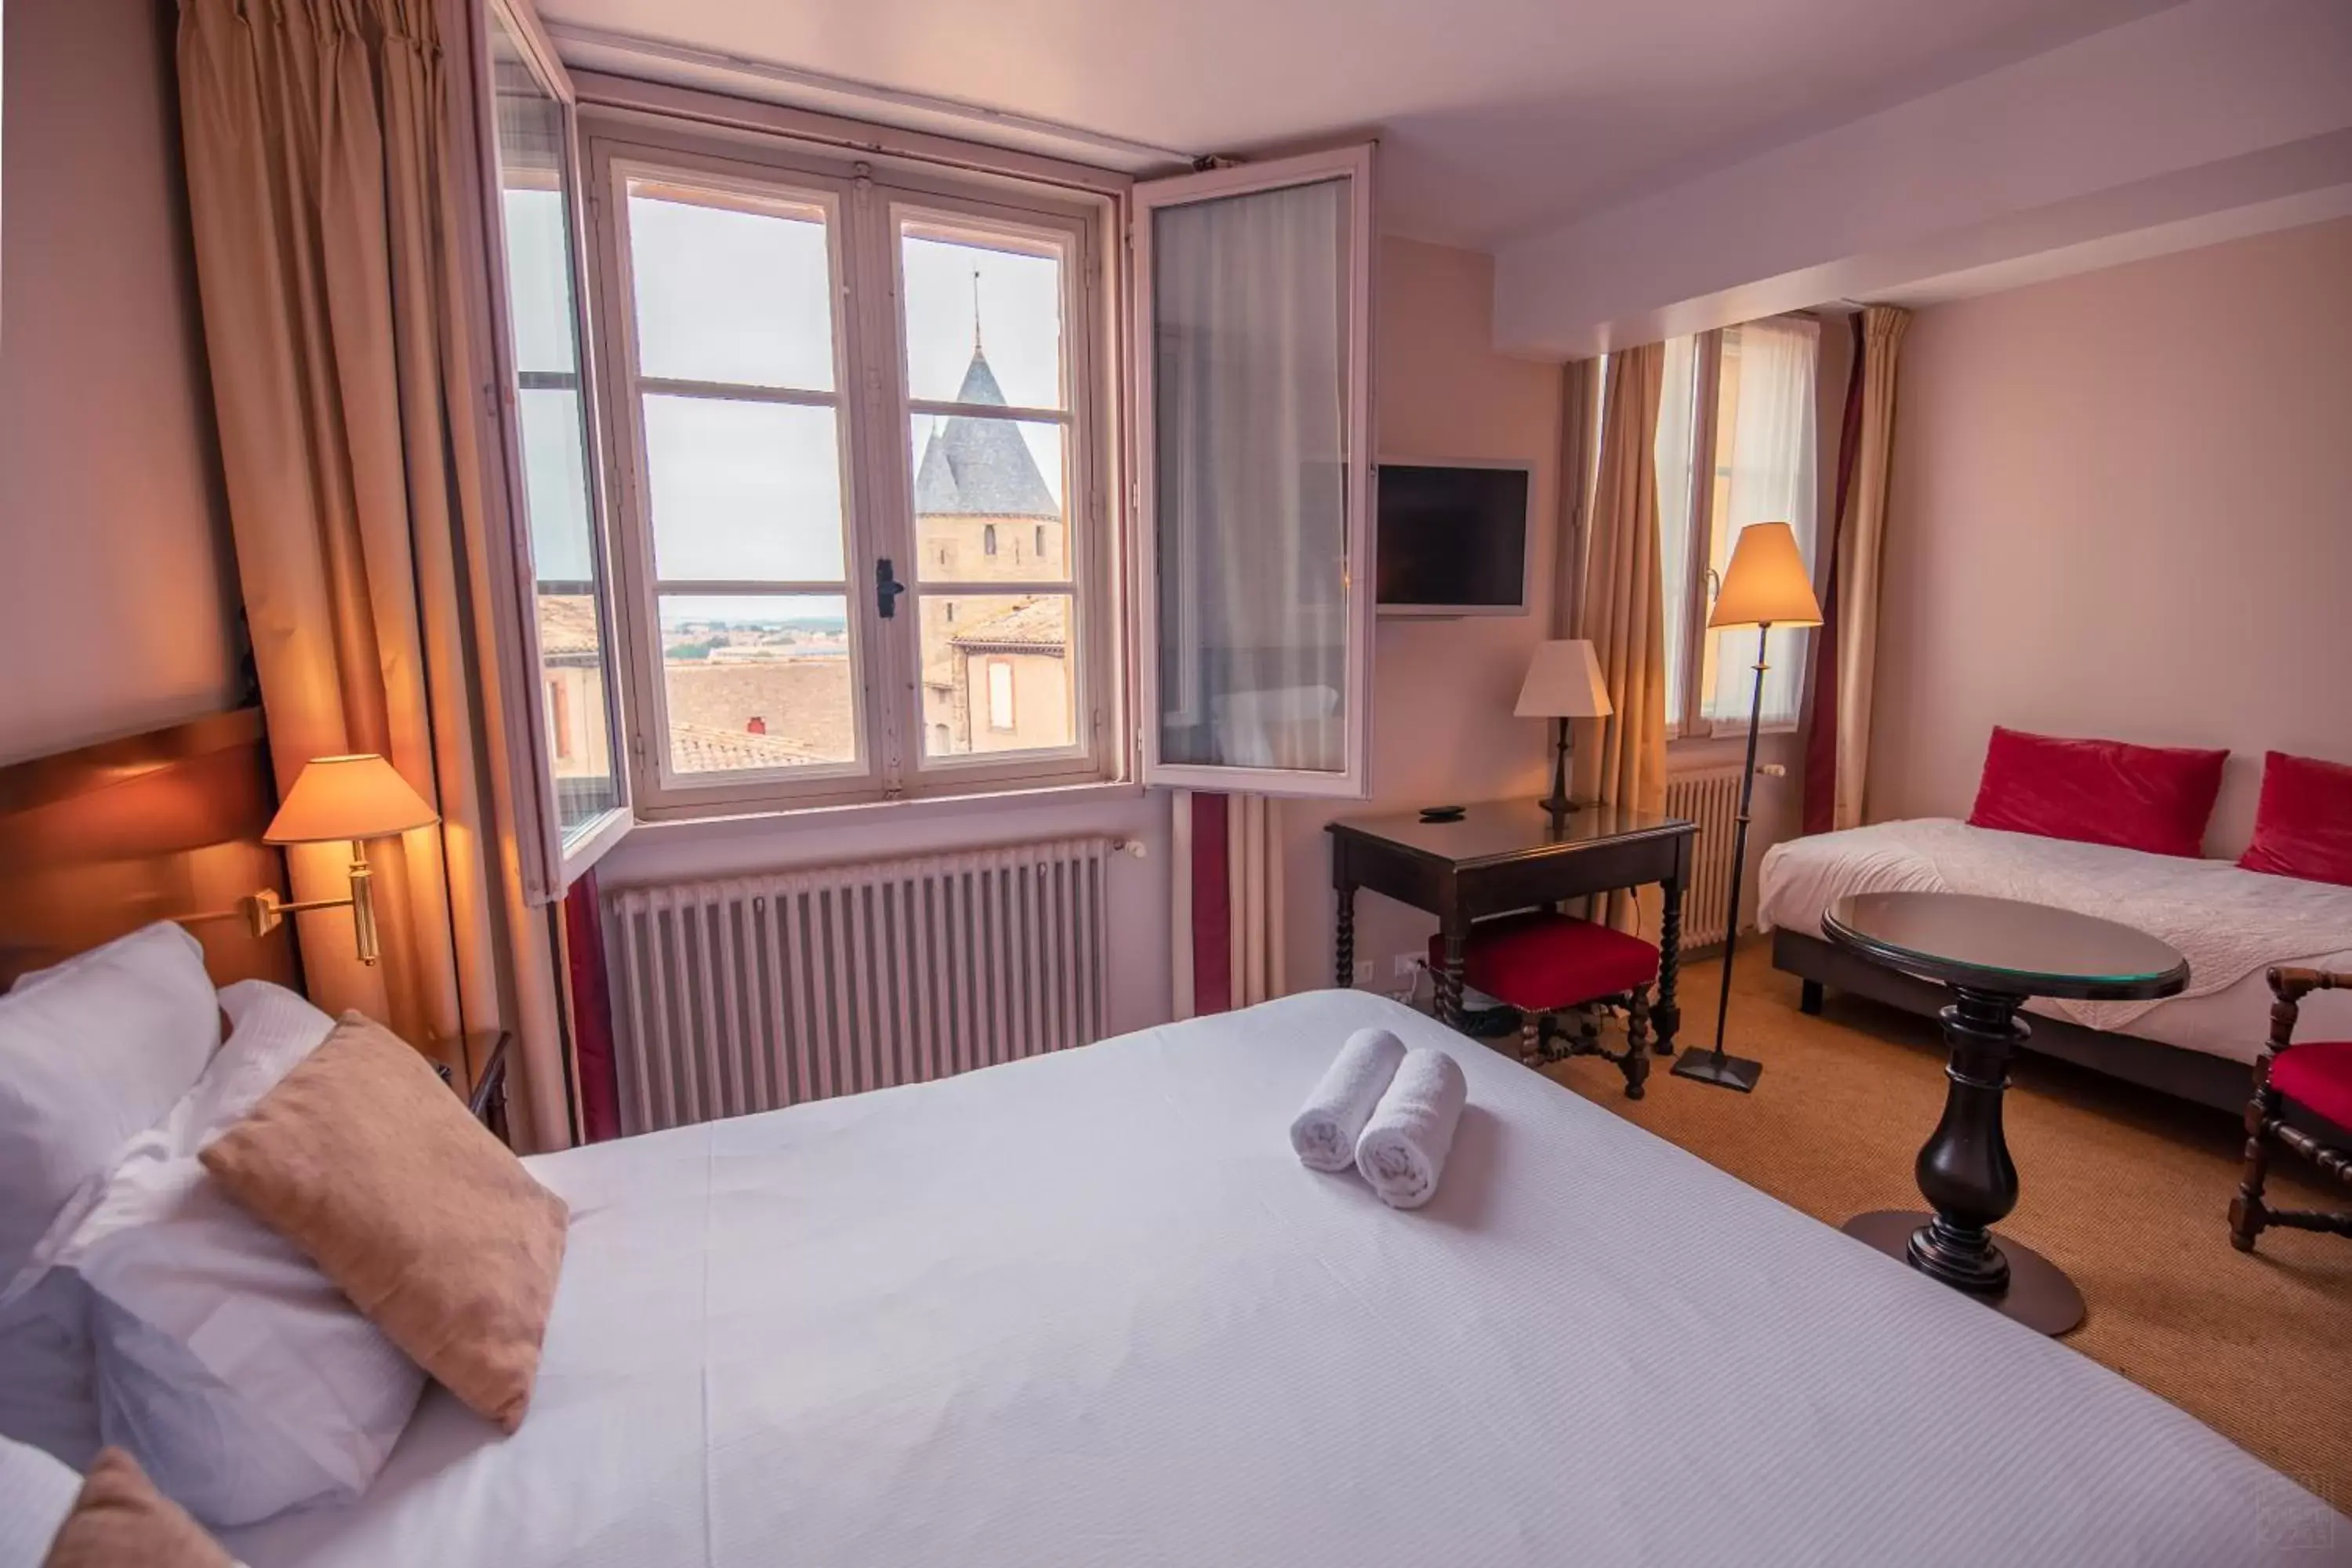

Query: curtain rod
<box><xmin>543</xmin><ymin>22</ymin><xmax>1200</xmax><ymax>171</ymax></box>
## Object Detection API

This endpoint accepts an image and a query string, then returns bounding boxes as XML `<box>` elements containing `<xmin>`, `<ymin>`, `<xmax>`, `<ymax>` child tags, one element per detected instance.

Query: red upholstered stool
<box><xmin>2268</xmin><ymin>1042</ymin><xmax>2352</xmax><ymax>1132</ymax></box>
<box><xmin>1429</xmin><ymin>911</ymin><xmax>1661</xmax><ymax>1097</ymax></box>
<box><xmin>2228</xmin><ymin>967</ymin><xmax>2352</xmax><ymax>1253</ymax></box>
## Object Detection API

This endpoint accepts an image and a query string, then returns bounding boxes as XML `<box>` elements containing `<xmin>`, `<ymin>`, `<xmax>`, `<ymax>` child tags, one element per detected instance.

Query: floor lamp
<box><xmin>1670</xmin><ymin>521</ymin><xmax>1823</xmax><ymax>1094</ymax></box>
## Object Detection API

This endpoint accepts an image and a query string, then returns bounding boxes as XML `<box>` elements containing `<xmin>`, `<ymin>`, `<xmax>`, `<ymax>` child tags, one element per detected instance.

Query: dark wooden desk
<box><xmin>1328</xmin><ymin>800</ymin><xmax>1697</xmax><ymax>1048</ymax></box>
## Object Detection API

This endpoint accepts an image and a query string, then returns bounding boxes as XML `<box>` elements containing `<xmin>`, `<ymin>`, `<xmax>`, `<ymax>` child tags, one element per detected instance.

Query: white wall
<box><xmin>0</xmin><ymin>0</ymin><xmax>241</xmax><ymax>764</ymax></box>
<box><xmin>1279</xmin><ymin>236</ymin><xmax>1565</xmax><ymax>994</ymax></box>
<box><xmin>1868</xmin><ymin>216</ymin><xmax>2352</xmax><ymax>855</ymax></box>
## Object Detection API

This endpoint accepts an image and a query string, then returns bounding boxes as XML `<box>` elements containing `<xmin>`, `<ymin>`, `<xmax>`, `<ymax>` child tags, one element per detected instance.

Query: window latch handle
<box><xmin>876</xmin><ymin>558</ymin><xmax>907</xmax><ymax>619</ymax></box>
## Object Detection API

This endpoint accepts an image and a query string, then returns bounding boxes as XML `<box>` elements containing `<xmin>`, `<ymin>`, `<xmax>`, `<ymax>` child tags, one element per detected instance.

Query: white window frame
<box><xmin>1654</xmin><ymin>321</ymin><xmax>1820</xmax><ymax>742</ymax></box>
<box><xmin>579</xmin><ymin>121</ymin><xmax>1120</xmax><ymax>822</ymax></box>
<box><xmin>1131</xmin><ymin>145</ymin><xmax>1378</xmax><ymax>800</ymax></box>
<box><xmin>461</xmin><ymin>0</ymin><xmax>633</xmax><ymax>897</ymax></box>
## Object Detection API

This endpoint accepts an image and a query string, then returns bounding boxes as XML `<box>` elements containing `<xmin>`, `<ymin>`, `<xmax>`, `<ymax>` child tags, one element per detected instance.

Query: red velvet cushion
<box><xmin>1431</xmin><ymin>912</ymin><xmax>1659</xmax><ymax>1011</ymax></box>
<box><xmin>2238</xmin><ymin>751</ymin><xmax>2352</xmax><ymax>887</ymax></box>
<box><xmin>1967</xmin><ymin>726</ymin><xmax>2227</xmax><ymax>858</ymax></box>
<box><xmin>2270</xmin><ymin>1040</ymin><xmax>2352</xmax><ymax>1131</ymax></box>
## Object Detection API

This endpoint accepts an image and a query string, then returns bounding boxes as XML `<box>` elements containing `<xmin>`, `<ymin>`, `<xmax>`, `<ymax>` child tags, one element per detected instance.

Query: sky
<box><xmin>502</xmin><ymin>183</ymin><xmax>1070</xmax><ymax>629</ymax></box>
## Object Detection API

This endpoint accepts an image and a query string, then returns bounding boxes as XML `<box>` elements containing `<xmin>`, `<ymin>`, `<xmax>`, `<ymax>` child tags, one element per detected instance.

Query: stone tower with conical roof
<box><xmin>913</xmin><ymin>338</ymin><xmax>1072</xmax><ymax>759</ymax></box>
<box><xmin>913</xmin><ymin>344</ymin><xmax>1064</xmax><ymax>581</ymax></box>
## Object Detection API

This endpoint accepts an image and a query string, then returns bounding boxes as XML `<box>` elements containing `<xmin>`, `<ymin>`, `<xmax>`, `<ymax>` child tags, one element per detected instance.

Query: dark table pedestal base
<box><xmin>1842</xmin><ymin>1210</ymin><xmax>2085</xmax><ymax>1336</ymax></box>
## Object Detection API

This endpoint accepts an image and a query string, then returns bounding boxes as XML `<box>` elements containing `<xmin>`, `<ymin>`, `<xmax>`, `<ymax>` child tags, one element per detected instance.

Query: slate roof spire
<box><xmin>912</xmin><ymin>336</ymin><xmax>1059</xmax><ymax>521</ymax></box>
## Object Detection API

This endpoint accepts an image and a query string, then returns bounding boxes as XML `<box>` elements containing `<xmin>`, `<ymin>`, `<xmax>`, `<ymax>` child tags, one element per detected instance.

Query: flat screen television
<box><xmin>1374</xmin><ymin>459</ymin><xmax>1532</xmax><ymax>616</ymax></box>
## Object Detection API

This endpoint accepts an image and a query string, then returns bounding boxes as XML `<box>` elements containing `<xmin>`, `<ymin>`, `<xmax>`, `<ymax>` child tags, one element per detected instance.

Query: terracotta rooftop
<box><xmin>537</xmin><ymin>594</ymin><xmax>601</xmax><ymax>659</ymax></box>
<box><xmin>668</xmin><ymin>724</ymin><xmax>828</xmax><ymax>772</ymax></box>
<box><xmin>947</xmin><ymin>597</ymin><xmax>1069</xmax><ymax>652</ymax></box>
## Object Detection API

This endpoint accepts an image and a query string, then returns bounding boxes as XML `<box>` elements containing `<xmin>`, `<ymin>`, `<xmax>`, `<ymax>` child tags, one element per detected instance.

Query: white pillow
<box><xmin>0</xmin><ymin>1434</ymin><xmax>79</xmax><ymax>1568</ymax></box>
<box><xmin>14</xmin><ymin>982</ymin><xmax>426</xmax><ymax>1528</ymax></box>
<box><xmin>0</xmin><ymin>1272</ymin><xmax>100</xmax><ymax>1472</ymax></box>
<box><xmin>0</xmin><ymin>977</ymin><xmax>331</xmax><ymax>1475</ymax></box>
<box><xmin>0</xmin><ymin>924</ymin><xmax>221</xmax><ymax>1282</ymax></box>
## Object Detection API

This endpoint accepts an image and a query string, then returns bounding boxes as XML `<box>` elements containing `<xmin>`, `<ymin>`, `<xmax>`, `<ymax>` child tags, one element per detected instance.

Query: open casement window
<box><xmin>1653</xmin><ymin>315</ymin><xmax>1820</xmax><ymax>739</ymax></box>
<box><xmin>1134</xmin><ymin>147</ymin><xmax>1377</xmax><ymax>799</ymax></box>
<box><xmin>466</xmin><ymin>0</ymin><xmax>630</xmax><ymax>895</ymax></box>
<box><xmin>585</xmin><ymin>132</ymin><xmax>1113</xmax><ymax>817</ymax></box>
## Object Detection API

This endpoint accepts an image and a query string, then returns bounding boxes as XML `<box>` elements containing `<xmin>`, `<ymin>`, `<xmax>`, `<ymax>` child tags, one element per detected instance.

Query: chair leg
<box><xmin>2230</xmin><ymin>1086</ymin><xmax>2278</xmax><ymax>1252</ymax></box>
<box><xmin>1623</xmin><ymin>988</ymin><xmax>1651</xmax><ymax>1100</ymax></box>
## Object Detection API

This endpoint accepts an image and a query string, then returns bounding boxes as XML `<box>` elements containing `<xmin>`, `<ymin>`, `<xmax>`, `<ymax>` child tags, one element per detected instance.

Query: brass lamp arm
<box><xmin>176</xmin><ymin>840</ymin><xmax>383</xmax><ymax>965</ymax></box>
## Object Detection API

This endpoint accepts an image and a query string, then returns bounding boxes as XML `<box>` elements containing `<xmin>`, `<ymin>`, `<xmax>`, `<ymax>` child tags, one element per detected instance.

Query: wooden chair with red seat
<box><xmin>1429</xmin><ymin>909</ymin><xmax>1660</xmax><ymax>1098</ymax></box>
<box><xmin>2228</xmin><ymin>966</ymin><xmax>2352</xmax><ymax>1251</ymax></box>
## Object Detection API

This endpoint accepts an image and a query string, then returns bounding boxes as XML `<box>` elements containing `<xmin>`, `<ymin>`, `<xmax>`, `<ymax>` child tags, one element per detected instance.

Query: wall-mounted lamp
<box><xmin>238</xmin><ymin>754</ymin><xmax>439</xmax><ymax>966</ymax></box>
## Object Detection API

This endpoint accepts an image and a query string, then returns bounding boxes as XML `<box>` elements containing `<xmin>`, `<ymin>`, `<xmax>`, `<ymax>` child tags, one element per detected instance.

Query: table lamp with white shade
<box><xmin>1671</xmin><ymin>521</ymin><xmax>1822</xmax><ymax>1094</ymax></box>
<box><xmin>1515</xmin><ymin>639</ymin><xmax>1613</xmax><ymax>819</ymax></box>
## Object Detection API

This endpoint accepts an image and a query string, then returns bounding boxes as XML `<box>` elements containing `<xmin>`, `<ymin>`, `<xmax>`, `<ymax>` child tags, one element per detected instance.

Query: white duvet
<box><xmin>222</xmin><ymin>992</ymin><xmax>2342</xmax><ymax>1567</ymax></box>
<box><xmin>1760</xmin><ymin>819</ymin><xmax>2352</xmax><ymax>1059</ymax></box>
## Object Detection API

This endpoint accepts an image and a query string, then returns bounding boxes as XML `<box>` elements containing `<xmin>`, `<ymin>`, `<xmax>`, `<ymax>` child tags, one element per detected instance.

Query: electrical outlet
<box><xmin>1352</xmin><ymin>959</ymin><xmax>1376</xmax><ymax>986</ymax></box>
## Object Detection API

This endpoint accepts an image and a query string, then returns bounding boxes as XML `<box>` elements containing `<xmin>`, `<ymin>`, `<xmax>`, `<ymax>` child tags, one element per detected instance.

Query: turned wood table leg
<box><xmin>1335</xmin><ymin>884</ymin><xmax>1356</xmax><ymax>989</ymax></box>
<box><xmin>1653</xmin><ymin>875</ymin><xmax>1682</xmax><ymax>1054</ymax></box>
<box><xmin>1907</xmin><ymin>987</ymin><xmax>2025</xmax><ymax>1294</ymax></box>
<box><xmin>1436</xmin><ymin>924</ymin><xmax>1466</xmax><ymax>1030</ymax></box>
<box><xmin>1844</xmin><ymin>982</ymin><xmax>2085</xmax><ymax>1335</ymax></box>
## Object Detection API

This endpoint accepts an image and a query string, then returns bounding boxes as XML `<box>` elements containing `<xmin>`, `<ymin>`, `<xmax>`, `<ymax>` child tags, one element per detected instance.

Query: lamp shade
<box><xmin>264</xmin><ymin>754</ymin><xmax>438</xmax><ymax>844</ymax></box>
<box><xmin>1708</xmin><ymin>521</ymin><xmax>1823</xmax><ymax>630</ymax></box>
<box><xmin>1514</xmin><ymin>640</ymin><xmax>1613</xmax><ymax>720</ymax></box>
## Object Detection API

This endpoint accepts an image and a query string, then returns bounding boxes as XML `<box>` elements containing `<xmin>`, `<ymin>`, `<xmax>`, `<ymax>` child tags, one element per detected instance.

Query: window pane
<box><xmin>643</xmin><ymin>395</ymin><xmax>847</xmax><ymax>583</ymax></box>
<box><xmin>1653</xmin><ymin>334</ymin><xmax>1700</xmax><ymax>732</ymax></box>
<box><xmin>916</xmin><ymin>593</ymin><xmax>1075</xmax><ymax>758</ymax></box>
<box><xmin>1151</xmin><ymin>177</ymin><xmax>1350</xmax><ymax>774</ymax></box>
<box><xmin>658</xmin><ymin>595</ymin><xmax>855</xmax><ymax>774</ymax></box>
<box><xmin>901</xmin><ymin>220</ymin><xmax>1065</xmax><ymax>409</ymax></box>
<box><xmin>1701</xmin><ymin>319</ymin><xmax>1818</xmax><ymax>728</ymax></box>
<box><xmin>488</xmin><ymin>16</ymin><xmax>616</xmax><ymax>840</ymax></box>
<box><xmin>502</xmin><ymin>187</ymin><xmax>575</xmax><ymax>376</ymax></box>
<box><xmin>627</xmin><ymin>182</ymin><xmax>836</xmax><ymax>392</ymax></box>
<box><xmin>909</xmin><ymin>413</ymin><xmax>1068</xmax><ymax>583</ymax></box>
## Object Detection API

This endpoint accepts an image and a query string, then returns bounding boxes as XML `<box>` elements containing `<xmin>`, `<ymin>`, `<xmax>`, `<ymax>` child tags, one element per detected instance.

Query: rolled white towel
<box><xmin>1354</xmin><ymin>1048</ymin><xmax>1468</xmax><ymax>1210</ymax></box>
<box><xmin>1289</xmin><ymin>1027</ymin><xmax>1408</xmax><ymax>1172</ymax></box>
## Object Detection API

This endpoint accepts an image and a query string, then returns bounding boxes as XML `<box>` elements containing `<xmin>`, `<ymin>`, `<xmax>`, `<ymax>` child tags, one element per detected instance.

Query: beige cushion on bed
<box><xmin>42</xmin><ymin>1448</ymin><xmax>233</xmax><ymax>1568</ymax></box>
<box><xmin>197</xmin><ymin>1014</ymin><xmax>569</xmax><ymax>1435</ymax></box>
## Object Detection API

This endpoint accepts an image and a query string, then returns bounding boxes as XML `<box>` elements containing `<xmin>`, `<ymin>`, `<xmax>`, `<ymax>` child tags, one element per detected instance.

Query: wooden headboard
<box><xmin>0</xmin><ymin>708</ymin><xmax>299</xmax><ymax>990</ymax></box>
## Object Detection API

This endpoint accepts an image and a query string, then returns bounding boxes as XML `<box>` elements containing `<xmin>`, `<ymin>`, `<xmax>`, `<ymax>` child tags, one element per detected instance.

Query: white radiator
<box><xmin>1665</xmin><ymin>768</ymin><xmax>1744</xmax><ymax>950</ymax></box>
<box><xmin>604</xmin><ymin>837</ymin><xmax>1114</xmax><ymax>1134</ymax></box>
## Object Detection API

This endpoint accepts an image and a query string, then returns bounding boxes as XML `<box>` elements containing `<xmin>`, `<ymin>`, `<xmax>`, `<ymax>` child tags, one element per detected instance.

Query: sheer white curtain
<box><xmin>1653</xmin><ymin>336</ymin><xmax>1700</xmax><ymax>728</ymax></box>
<box><xmin>1152</xmin><ymin>177</ymin><xmax>1349</xmax><ymax>774</ymax></box>
<box><xmin>1704</xmin><ymin>318</ymin><xmax>1818</xmax><ymax>727</ymax></box>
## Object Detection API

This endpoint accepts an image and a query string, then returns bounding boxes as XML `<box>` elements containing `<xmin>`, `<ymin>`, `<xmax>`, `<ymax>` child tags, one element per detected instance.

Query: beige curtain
<box><xmin>1831</xmin><ymin>306</ymin><xmax>1912</xmax><ymax>829</ymax></box>
<box><xmin>1552</xmin><ymin>358</ymin><xmax>1600</xmax><ymax>637</ymax></box>
<box><xmin>1573</xmin><ymin>344</ymin><xmax>1671</xmax><ymax>931</ymax></box>
<box><xmin>178</xmin><ymin>0</ymin><xmax>565</xmax><ymax>1148</ymax></box>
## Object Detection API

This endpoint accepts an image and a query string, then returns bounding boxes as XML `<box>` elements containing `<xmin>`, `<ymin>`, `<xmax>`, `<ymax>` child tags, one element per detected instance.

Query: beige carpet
<box><xmin>1537</xmin><ymin>942</ymin><xmax>2352</xmax><ymax>1498</ymax></box>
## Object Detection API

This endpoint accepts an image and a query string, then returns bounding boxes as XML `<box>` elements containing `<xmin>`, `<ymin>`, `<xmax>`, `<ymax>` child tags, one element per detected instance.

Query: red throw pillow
<box><xmin>1967</xmin><ymin>727</ymin><xmax>2227</xmax><ymax>858</ymax></box>
<box><xmin>2238</xmin><ymin>750</ymin><xmax>2352</xmax><ymax>887</ymax></box>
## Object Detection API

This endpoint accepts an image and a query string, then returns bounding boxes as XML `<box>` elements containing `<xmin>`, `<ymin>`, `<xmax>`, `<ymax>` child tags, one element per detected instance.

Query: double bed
<box><xmin>222</xmin><ymin>989</ymin><xmax>2337</xmax><ymax>1566</ymax></box>
<box><xmin>5</xmin><ymin>714</ymin><xmax>2343</xmax><ymax>1564</ymax></box>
